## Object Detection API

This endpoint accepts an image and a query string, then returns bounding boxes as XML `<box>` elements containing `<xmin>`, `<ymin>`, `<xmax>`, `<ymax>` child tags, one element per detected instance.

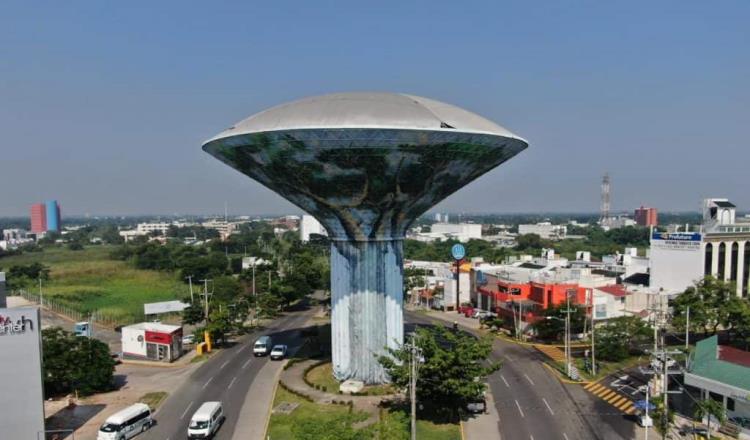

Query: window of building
<box><xmin>744</xmin><ymin>243</ymin><xmax>750</xmax><ymax>298</ymax></box>
<box><xmin>705</xmin><ymin>243</ymin><xmax>713</xmax><ymax>276</ymax></box>
<box><xmin>595</xmin><ymin>304</ymin><xmax>607</xmax><ymax>319</ymax></box>
<box><xmin>731</xmin><ymin>242</ymin><xmax>739</xmax><ymax>282</ymax></box>
<box><xmin>718</xmin><ymin>243</ymin><xmax>726</xmax><ymax>278</ymax></box>
<box><xmin>727</xmin><ymin>397</ymin><xmax>735</xmax><ymax>411</ymax></box>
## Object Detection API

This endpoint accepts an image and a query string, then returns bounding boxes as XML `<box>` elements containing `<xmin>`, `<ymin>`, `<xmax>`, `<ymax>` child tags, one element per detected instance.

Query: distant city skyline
<box><xmin>1</xmin><ymin>2</ymin><xmax>748</xmax><ymax>217</ymax></box>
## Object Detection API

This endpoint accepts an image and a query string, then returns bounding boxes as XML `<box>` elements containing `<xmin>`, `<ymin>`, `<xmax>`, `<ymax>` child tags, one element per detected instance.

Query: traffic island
<box><xmin>270</xmin><ymin>358</ymin><xmax>461</xmax><ymax>439</ymax></box>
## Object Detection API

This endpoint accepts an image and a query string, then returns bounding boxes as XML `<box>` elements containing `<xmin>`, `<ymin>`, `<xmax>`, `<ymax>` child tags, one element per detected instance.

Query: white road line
<box><xmin>228</xmin><ymin>376</ymin><xmax>237</xmax><ymax>389</ymax></box>
<box><xmin>514</xmin><ymin>399</ymin><xmax>525</xmax><ymax>418</ymax></box>
<box><xmin>202</xmin><ymin>376</ymin><xmax>214</xmax><ymax>389</ymax></box>
<box><xmin>524</xmin><ymin>374</ymin><xmax>535</xmax><ymax>386</ymax></box>
<box><xmin>542</xmin><ymin>397</ymin><xmax>555</xmax><ymax>415</ymax></box>
<box><xmin>242</xmin><ymin>358</ymin><xmax>252</xmax><ymax>369</ymax></box>
<box><xmin>220</xmin><ymin>359</ymin><xmax>230</xmax><ymax>370</ymax></box>
<box><xmin>500</xmin><ymin>374</ymin><xmax>510</xmax><ymax>388</ymax></box>
<box><xmin>180</xmin><ymin>401</ymin><xmax>194</xmax><ymax>420</ymax></box>
<box><xmin>563</xmin><ymin>434</ymin><xmax>570</xmax><ymax>440</ymax></box>
<box><xmin>530</xmin><ymin>435</ymin><xmax>534</xmax><ymax>440</ymax></box>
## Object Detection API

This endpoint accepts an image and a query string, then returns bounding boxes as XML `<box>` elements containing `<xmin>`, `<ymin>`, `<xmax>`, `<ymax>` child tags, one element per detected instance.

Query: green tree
<box><xmin>672</xmin><ymin>276</ymin><xmax>739</xmax><ymax>336</ymax></box>
<box><xmin>378</xmin><ymin>326</ymin><xmax>500</xmax><ymax>418</ymax></box>
<box><xmin>516</xmin><ymin>233</ymin><xmax>547</xmax><ymax>251</ymax></box>
<box><xmin>693</xmin><ymin>397</ymin><xmax>726</xmax><ymax>438</ymax></box>
<box><xmin>42</xmin><ymin>327</ymin><xmax>115</xmax><ymax>396</ymax></box>
<box><xmin>595</xmin><ymin>316</ymin><xmax>652</xmax><ymax>361</ymax></box>
<box><xmin>181</xmin><ymin>299</ymin><xmax>205</xmax><ymax>325</ymax></box>
<box><xmin>533</xmin><ymin>304</ymin><xmax>586</xmax><ymax>341</ymax></box>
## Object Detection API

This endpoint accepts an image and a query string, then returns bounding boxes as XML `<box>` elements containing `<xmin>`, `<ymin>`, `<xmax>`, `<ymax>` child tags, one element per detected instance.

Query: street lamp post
<box><xmin>546</xmin><ymin>315</ymin><xmax>570</xmax><ymax>377</ymax></box>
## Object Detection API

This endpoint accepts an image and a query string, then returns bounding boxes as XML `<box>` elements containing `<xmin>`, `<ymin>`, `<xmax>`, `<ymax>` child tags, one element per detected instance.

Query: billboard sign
<box><xmin>0</xmin><ymin>307</ymin><xmax>45</xmax><ymax>439</ymax></box>
<box><xmin>651</xmin><ymin>231</ymin><xmax>702</xmax><ymax>252</ymax></box>
<box><xmin>144</xmin><ymin>300</ymin><xmax>189</xmax><ymax>315</ymax></box>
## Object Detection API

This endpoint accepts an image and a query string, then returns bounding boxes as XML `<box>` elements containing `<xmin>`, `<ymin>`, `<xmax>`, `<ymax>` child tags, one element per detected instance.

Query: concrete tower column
<box><xmin>330</xmin><ymin>238</ymin><xmax>403</xmax><ymax>384</ymax></box>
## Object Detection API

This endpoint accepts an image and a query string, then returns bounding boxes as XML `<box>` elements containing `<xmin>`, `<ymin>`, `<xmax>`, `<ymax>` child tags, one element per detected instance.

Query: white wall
<box><xmin>300</xmin><ymin>214</ymin><xmax>327</xmax><ymax>242</ymax></box>
<box><xmin>650</xmin><ymin>235</ymin><xmax>704</xmax><ymax>293</ymax></box>
<box><xmin>122</xmin><ymin>326</ymin><xmax>146</xmax><ymax>357</ymax></box>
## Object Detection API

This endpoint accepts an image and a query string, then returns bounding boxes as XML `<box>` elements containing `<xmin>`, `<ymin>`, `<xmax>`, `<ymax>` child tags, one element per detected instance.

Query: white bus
<box><xmin>188</xmin><ymin>401</ymin><xmax>224</xmax><ymax>439</ymax></box>
<box><xmin>97</xmin><ymin>403</ymin><xmax>153</xmax><ymax>440</ymax></box>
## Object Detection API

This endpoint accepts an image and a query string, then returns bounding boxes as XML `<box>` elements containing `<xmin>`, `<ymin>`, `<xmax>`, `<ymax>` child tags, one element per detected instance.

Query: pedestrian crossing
<box><xmin>534</xmin><ymin>344</ymin><xmax>566</xmax><ymax>362</ymax></box>
<box><xmin>583</xmin><ymin>381</ymin><xmax>636</xmax><ymax>415</ymax></box>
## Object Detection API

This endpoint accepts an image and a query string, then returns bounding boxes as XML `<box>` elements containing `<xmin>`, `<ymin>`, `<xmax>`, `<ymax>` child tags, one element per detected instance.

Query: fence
<box><xmin>16</xmin><ymin>290</ymin><xmax>145</xmax><ymax>329</ymax></box>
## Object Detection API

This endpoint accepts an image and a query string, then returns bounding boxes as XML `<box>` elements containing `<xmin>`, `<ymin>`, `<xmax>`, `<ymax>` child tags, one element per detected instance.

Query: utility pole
<box><xmin>199</xmin><ymin>279</ymin><xmax>212</xmax><ymax>323</ymax></box>
<box><xmin>186</xmin><ymin>275</ymin><xmax>194</xmax><ymax>303</ymax></box>
<box><xmin>252</xmin><ymin>261</ymin><xmax>258</xmax><ymax>326</ymax></box>
<box><xmin>407</xmin><ymin>332</ymin><xmax>422</xmax><ymax>440</ymax></box>
<box><xmin>38</xmin><ymin>277</ymin><xmax>43</xmax><ymax>309</ymax></box>
<box><xmin>589</xmin><ymin>288</ymin><xmax>596</xmax><ymax>376</ymax></box>
<box><xmin>685</xmin><ymin>306</ymin><xmax>690</xmax><ymax>351</ymax></box>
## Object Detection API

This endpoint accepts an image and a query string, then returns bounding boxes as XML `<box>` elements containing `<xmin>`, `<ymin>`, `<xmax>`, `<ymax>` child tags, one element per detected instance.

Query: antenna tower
<box><xmin>600</xmin><ymin>173</ymin><xmax>611</xmax><ymax>223</ymax></box>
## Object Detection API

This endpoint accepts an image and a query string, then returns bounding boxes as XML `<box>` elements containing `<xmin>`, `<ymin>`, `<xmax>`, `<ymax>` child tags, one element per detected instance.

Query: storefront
<box><xmin>684</xmin><ymin>336</ymin><xmax>750</xmax><ymax>437</ymax></box>
<box><xmin>122</xmin><ymin>322</ymin><xmax>183</xmax><ymax>362</ymax></box>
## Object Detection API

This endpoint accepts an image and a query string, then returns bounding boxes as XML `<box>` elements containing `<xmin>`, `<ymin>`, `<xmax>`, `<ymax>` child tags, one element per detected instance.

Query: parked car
<box><xmin>110</xmin><ymin>352</ymin><xmax>122</xmax><ymax>365</ymax></box>
<box><xmin>253</xmin><ymin>336</ymin><xmax>273</xmax><ymax>356</ymax></box>
<box><xmin>270</xmin><ymin>344</ymin><xmax>288</xmax><ymax>360</ymax></box>
<box><xmin>182</xmin><ymin>334</ymin><xmax>195</xmax><ymax>345</ymax></box>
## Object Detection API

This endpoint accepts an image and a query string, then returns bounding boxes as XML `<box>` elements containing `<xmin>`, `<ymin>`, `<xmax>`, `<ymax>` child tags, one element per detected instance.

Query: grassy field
<box><xmin>0</xmin><ymin>245</ymin><xmax>187</xmax><ymax>322</ymax></box>
<box><xmin>306</xmin><ymin>362</ymin><xmax>396</xmax><ymax>395</ymax></box>
<box><xmin>267</xmin><ymin>385</ymin><xmax>460</xmax><ymax>439</ymax></box>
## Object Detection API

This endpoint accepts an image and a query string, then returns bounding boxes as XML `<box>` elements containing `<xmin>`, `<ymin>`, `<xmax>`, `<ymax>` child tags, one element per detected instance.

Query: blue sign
<box><xmin>651</xmin><ymin>231</ymin><xmax>702</xmax><ymax>242</ymax></box>
<box><xmin>451</xmin><ymin>243</ymin><xmax>466</xmax><ymax>260</ymax></box>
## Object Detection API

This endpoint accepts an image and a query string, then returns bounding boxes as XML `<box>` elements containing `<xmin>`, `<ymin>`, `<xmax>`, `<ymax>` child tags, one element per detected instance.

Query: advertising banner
<box><xmin>0</xmin><ymin>307</ymin><xmax>45</xmax><ymax>439</ymax></box>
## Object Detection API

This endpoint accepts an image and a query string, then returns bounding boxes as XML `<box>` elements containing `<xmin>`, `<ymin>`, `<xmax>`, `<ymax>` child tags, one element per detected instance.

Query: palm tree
<box><xmin>693</xmin><ymin>397</ymin><xmax>726</xmax><ymax>438</ymax></box>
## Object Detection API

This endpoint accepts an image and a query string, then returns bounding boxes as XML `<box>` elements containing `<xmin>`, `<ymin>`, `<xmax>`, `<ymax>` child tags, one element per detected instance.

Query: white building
<box><xmin>242</xmin><ymin>256</ymin><xmax>272</xmax><ymax>270</ymax></box>
<box><xmin>300</xmin><ymin>214</ymin><xmax>327</xmax><ymax>242</ymax></box>
<box><xmin>0</xmin><ymin>229</ymin><xmax>34</xmax><ymax>250</ymax></box>
<box><xmin>518</xmin><ymin>222</ymin><xmax>567</xmax><ymax>240</ymax></box>
<box><xmin>429</xmin><ymin>222</ymin><xmax>482</xmax><ymax>242</ymax></box>
<box><xmin>121</xmin><ymin>322</ymin><xmax>183</xmax><ymax>362</ymax></box>
<box><xmin>650</xmin><ymin>198</ymin><xmax>750</xmax><ymax>297</ymax></box>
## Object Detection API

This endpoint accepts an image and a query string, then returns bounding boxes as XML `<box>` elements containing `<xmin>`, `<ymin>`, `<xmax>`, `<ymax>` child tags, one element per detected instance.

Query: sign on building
<box><xmin>0</xmin><ymin>307</ymin><xmax>45</xmax><ymax>439</ymax></box>
<box><xmin>144</xmin><ymin>300</ymin><xmax>189</xmax><ymax>315</ymax></box>
<box><xmin>650</xmin><ymin>231</ymin><xmax>704</xmax><ymax>293</ymax></box>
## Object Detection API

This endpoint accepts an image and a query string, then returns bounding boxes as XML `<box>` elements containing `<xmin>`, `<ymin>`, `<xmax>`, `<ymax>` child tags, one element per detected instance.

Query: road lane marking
<box><xmin>563</xmin><ymin>434</ymin><xmax>569</xmax><ymax>440</ymax></box>
<box><xmin>202</xmin><ymin>377</ymin><xmax>214</xmax><ymax>389</ymax></box>
<box><xmin>180</xmin><ymin>401</ymin><xmax>194</xmax><ymax>419</ymax></box>
<box><xmin>242</xmin><ymin>358</ymin><xmax>252</xmax><ymax>369</ymax></box>
<box><xmin>228</xmin><ymin>376</ymin><xmax>237</xmax><ymax>389</ymax></box>
<box><xmin>220</xmin><ymin>359</ymin><xmax>230</xmax><ymax>370</ymax></box>
<box><xmin>524</xmin><ymin>374</ymin><xmax>535</xmax><ymax>386</ymax></box>
<box><xmin>530</xmin><ymin>435</ymin><xmax>534</xmax><ymax>440</ymax></box>
<box><xmin>542</xmin><ymin>397</ymin><xmax>555</xmax><ymax>415</ymax></box>
<box><xmin>514</xmin><ymin>399</ymin><xmax>525</xmax><ymax>418</ymax></box>
<box><xmin>500</xmin><ymin>375</ymin><xmax>510</xmax><ymax>388</ymax></box>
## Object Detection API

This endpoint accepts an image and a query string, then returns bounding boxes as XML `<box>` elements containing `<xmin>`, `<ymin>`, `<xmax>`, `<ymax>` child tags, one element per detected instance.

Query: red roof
<box><xmin>596</xmin><ymin>284</ymin><xmax>630</xmax><ymax>297</ymax></box>
<box><xmin>718</xmin><ymin>345</ymin><xmax>750</xmax><ymax>368</ymax></box>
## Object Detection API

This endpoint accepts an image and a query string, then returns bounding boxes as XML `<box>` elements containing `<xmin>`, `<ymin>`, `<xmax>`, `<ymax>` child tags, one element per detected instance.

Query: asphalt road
<box><xmin>405</xmin><ymin>312</ymin><xmax>638</xmax><ymax>440</ymax></box>
<box><xmin>141</xmin><ymin>305</ymin><xmax>313</xmax><ymax>440</ymax></box>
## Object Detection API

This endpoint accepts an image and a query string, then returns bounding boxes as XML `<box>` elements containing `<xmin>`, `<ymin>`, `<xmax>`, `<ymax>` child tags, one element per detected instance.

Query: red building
<box><xmin>478</xmin><ymin>277</ymin><xmax>587</xmax><ymax>325</ymax></box>
<box><xmin>634</xmin><ymin>206</ymin><xmax>658</xmax><ymax>226</ymax></box>
<box><xmin>30</xmin><ymin>203</ymin><xmax>46</xmax><ymax>233</ymax></box>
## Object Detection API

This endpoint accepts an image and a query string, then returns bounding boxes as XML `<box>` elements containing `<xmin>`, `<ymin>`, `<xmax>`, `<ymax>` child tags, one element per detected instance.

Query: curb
<box><xmin>541</xmin><ymin>362</ymin><xmax>590</xmax><ymax>385</ymax></box>
<box><xmin>262</xmin><ymin>361</ymin><xmax>286</xmax><ymax>439</ymax></box>
<box><xmin>460</xmin><ymin>420</ymin><xmax>466</xmax><ymax>440</ymax></box>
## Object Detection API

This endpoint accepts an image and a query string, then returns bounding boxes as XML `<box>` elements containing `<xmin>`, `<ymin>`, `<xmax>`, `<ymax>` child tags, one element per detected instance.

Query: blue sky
<box><xmin>1</xmin><ymin>1</ymin><xmax>748</xmax><ymax>216</ymax></box>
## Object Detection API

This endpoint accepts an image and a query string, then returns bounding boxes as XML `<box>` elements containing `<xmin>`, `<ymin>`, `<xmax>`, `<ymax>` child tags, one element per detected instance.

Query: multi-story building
<box><xmin>650</xmin><ymin>198</ymin><xmax>750</xmax><ymax>297</ymax></box>
<box><xmin>45</xmin><ymin>200</ymin><xmax>61</xmax><ymax>232</ymax></box>
<box><xmin>518</xmin><ymin>222</ymin><xmax>567</xmax><ymax>240</ymax></box>
<box><xmin>634</xmin><ymin>206</ymin><xmax>658</xmax><ymax>226</ymax></box>
<box><xmin>30</xmin><ymin>203</ymin><xmax>46</xmax><ymax>233</ymax></box>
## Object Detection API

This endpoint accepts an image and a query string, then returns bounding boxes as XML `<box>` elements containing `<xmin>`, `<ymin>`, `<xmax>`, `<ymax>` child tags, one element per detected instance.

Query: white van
<box><xmin>188</xmin><ymin>401</ymin><xmax>224</xmax><ymax>439</ymax></box>
<box><xmin>97</xmin><ymin>403</ymin><xmax>153</xmax><ymax>440</ymax></box>
<box><xmin>253</xmin><ymin>336</ymin><xmax>273</xmax><ymax>356</ymax></box>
